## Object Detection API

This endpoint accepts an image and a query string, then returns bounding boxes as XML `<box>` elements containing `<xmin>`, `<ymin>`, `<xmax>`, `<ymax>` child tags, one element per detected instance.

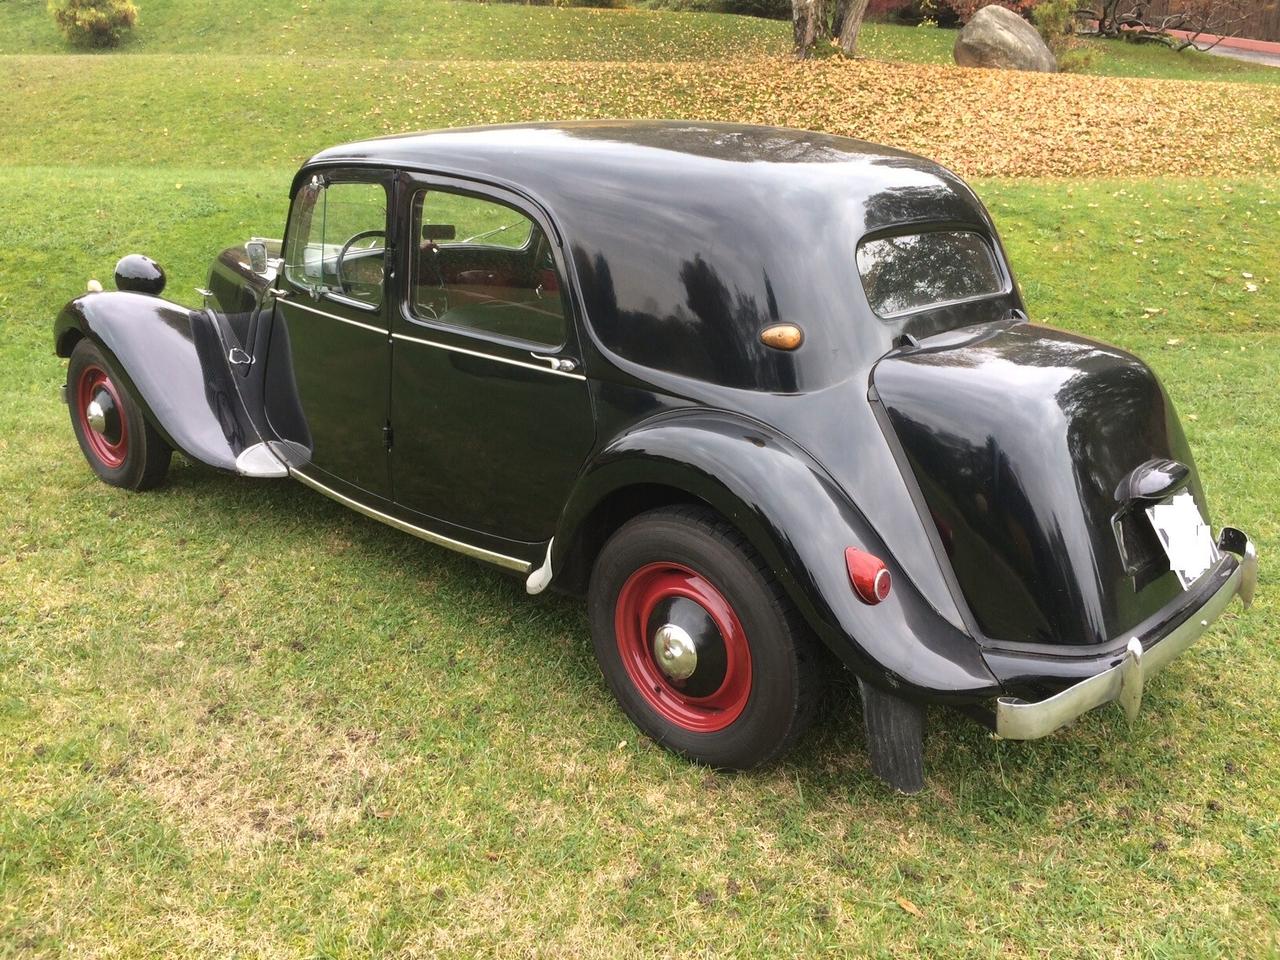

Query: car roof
<box><xmin>300</xmin><ymin>121</ymin><xmax>1010</xmax><ymax>394</ymax></box>
<box><xmin>299</xmin><ymin>121</ymin><xmax>987</xmax><ymax>234</ymax></box>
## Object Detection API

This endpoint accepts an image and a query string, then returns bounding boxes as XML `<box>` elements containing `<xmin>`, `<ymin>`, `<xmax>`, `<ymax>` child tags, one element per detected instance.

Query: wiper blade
<box><xmin>459</xmin><ymin>220</ymin><xmax>523</xmax><ymax>244</ymax></box>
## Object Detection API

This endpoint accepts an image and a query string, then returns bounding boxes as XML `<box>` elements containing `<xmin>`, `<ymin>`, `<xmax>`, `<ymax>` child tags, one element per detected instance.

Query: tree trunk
<box><xmin>792</xmin><ymin>0</ymin><xmax>825</xmax><ymax>58</ymax></box>
<box><xmin>836</xmin><ymin>0</ymin><xmax>871</xmax><ymax>56</ymax></box>
<box><xmin>1099</xmin><ymin>0</ymin><xmax>1124</xmax><ymax>36</ymax></box>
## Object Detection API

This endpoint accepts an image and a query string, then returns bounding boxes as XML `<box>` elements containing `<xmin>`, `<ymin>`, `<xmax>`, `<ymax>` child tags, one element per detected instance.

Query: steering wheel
<box><xmin>335</xmin><ymin>229</ymin><xmax>386</xmax><ymax>295</ymax></box>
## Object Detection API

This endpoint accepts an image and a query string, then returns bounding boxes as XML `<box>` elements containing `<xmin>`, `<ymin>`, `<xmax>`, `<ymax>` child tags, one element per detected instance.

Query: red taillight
<box><xmin>845</xmin><ymin>547</ymin><xmax>891</xmax><ymax>605</ymax></box>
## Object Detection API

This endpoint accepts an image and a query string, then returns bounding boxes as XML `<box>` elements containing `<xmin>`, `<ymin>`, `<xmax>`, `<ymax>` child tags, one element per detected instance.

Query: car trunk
<box><xmin>871</xmin><ymin>320</ymin><xmax>1208</xmax><ymax>648</ymax></box>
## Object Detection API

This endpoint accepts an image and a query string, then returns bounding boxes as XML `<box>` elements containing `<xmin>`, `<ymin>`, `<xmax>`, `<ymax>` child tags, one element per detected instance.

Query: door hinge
<box><xmin>382</xmin><ymin>422</ymin><xmax>394</xmax><ymax>450</ymax></box>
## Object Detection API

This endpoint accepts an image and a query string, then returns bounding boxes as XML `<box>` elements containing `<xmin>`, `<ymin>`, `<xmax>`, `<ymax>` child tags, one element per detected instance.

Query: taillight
<box><xmin>845</xmin><ymin>547</ymin><xmax>891</xmax><ymax>604</ymax></box>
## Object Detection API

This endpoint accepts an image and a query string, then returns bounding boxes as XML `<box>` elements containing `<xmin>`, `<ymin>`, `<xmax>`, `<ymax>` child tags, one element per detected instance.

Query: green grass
<box><xmin>9</xmin><ymin>0</ymin><xmax>1278</xmax><ymax>83</ymax></box>
<box><xmin>1074</xmin><ymin>35</ymin><xmax>1280</xmax><ymax>83</ymax></box>
<box><xmin>2</xmin><ymin>0</ymin><xmax>786</xmax><ymax>60</ymax></box>
<box><xmin>2</xmin><ymin>0</ymin><xmax>1279</xmax><ymax>956</ymax></box>
<box><xmin>2</xmin><ymin>166</ymin><xmax>1277</xmax><ymax>957</ymax></box>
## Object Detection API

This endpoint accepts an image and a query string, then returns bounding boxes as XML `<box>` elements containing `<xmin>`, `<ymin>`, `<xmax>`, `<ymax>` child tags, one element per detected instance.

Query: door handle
<box><xmin>532</xmin><ymin>353</ymin><xmax>578</xmax><ymax>374</ymax></box>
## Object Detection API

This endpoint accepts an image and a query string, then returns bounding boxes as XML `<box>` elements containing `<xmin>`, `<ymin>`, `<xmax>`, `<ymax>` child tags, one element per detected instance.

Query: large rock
<box><xmin>953</xmin><ymin>5</ymin><xmax>1058</xmax><ymax>73</ymax></box>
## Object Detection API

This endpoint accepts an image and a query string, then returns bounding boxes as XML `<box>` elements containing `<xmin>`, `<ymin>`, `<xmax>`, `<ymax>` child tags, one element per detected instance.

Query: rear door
<box><xmin>267</xmin><ymin>168</ymin><xmax>395</xmax><ymax>498</ymax></box>
<box><xmin>389</xmin><ymin>175</ymin><xmax>594</xmax><ymax>543</ymax></box>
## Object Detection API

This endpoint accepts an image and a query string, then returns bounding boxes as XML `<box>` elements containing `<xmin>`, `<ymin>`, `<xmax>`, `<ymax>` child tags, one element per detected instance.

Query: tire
<box><xmin>588</xmin><ymin>505</ymin><xmax>822</xmax><ymax>769</ymax></box>
<box><xmin>67</xmin><ymin>339</ymin><xmax>171</xmax><ymax>491</ymax></box>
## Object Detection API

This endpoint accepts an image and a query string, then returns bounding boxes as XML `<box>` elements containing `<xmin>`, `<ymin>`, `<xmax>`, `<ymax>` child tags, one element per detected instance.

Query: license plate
<box><xmin>1146</xmin><ymin>491</ymin><xmax>1219</xmax><ymax>590</ymax></box>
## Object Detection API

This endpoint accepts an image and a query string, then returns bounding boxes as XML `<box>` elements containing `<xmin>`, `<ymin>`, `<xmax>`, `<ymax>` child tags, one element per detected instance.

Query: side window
<box><xmin>410</xmin><ymin>189</ymin><xmax>565</xmax><ymax>348</ymax></box>
<box><xmin>284</xmin><ymin>177</ymin><xmax>388</xmax><ymax>308</ymax></box>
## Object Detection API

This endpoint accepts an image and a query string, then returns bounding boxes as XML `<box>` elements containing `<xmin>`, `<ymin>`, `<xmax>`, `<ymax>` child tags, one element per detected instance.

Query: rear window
<box><xmin>856</xmin><ymin>230</ymin><xmax>1005</xmax><ymax>319</ymax></box>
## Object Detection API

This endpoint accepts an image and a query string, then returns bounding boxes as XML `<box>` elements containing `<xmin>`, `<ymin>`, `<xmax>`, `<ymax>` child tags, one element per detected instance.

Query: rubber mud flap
<box><xmin>858</xmin><ymin>678</ymin><xmax>926</xmax><ymax>794</ymax></box>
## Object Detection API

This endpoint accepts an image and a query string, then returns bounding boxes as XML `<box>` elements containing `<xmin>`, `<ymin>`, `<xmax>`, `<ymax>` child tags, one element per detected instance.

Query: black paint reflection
<box><xmin>577</xmin><ymin>249</ymin><xmax>798</xmax><ymax>391</ymax></box>
<box><xmin>875</xmin><ymin>322</ymin><xmax>1202</xmax><ymax>647</ymax></box>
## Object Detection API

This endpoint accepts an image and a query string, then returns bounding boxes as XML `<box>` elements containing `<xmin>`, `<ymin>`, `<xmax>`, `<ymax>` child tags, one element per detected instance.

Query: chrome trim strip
<box><xmin>284</xmin><ymin>298</ymin><xmax>387</xmax><ymax>335</ymax></box>
<box><xmin>392</xmin><ymin>332</ymin><xmax>587</xmax><ymax>381</ymax></box>
<box><xmin>1220</xmin><ymin>526</ymin><xmax>1257</xmax><ymax>608</ymax></box>
<box><xmin>290</xmin><ymin>468</ymin><xmax>531</xmax><ymax>573</ymax></box>
<box><xmin>995</xmin><ymin>532</ymin><xmax>1254</xmax><ymax>740</ymax></box>
<box><xmin>1242</xmin><ymin>539</ymin><xmax>1258</xmax><ymax>608</ymax></box>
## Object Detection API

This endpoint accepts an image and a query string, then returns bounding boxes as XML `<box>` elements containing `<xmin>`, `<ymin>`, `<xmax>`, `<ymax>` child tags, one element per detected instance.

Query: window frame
<box><xmin>402</xmin><ymin>177</ymin><xmax>574</xmax><ymax>353</ymax></box>
<box><xmin>855</xmin><ymin>224</ymin><xmax>1012</xmax><ymax>321</ymax></box>
<box><xmin>281</xmin><ymin>167</ymin><xmax>393</xmax><ymax>315</ymax></box>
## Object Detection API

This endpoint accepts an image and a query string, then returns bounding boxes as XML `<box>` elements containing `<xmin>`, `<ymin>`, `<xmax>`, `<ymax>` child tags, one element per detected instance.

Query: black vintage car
<box><xmin>55</xmin><ymin>122</ymin><xmax>1256</xmax><ymax>792</ymax></box>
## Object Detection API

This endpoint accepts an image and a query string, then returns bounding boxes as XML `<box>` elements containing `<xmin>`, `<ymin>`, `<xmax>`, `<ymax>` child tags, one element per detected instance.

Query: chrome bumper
<box><xmin>995</xmin><ymin>527</ymin><xmax>1257</xmax><ymax>740</ymax></box>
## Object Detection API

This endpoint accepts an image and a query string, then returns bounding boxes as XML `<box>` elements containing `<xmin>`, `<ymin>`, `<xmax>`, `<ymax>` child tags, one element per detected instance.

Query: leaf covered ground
<box><xmin>5</xmin><ymin>53</ymin><xmax>1280</xmax><ymax>179</ymax></box>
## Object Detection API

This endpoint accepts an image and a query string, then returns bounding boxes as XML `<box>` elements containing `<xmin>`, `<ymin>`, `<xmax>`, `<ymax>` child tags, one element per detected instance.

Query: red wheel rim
<box><xmin>614</xmin><ymin>562</ymin><xmax>752</xmax><ymax>733</ymax></box>
<box><xmin>75</xmin><ymin>364</ymin><xmax>129</xmax><ymax>469</ymax></box>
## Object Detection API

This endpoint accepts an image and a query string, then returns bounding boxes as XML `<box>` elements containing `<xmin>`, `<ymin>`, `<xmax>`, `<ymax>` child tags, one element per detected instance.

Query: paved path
<box><xmin>1164</xmin><ymin>30</ymin><xmax>1280</xmax><ymax>69</ymax></box>
<box><xmin>1202</xmin><ymin>44</ymin><xmax>1280</xmax><ymax>68</ymax></box>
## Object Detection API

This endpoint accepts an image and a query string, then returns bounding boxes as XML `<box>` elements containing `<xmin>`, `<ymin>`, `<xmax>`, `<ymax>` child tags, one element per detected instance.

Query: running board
<box><xmin>289</xmin><ymin>468</ymin><xmax>532</xmax><ymax>574</ymax></box>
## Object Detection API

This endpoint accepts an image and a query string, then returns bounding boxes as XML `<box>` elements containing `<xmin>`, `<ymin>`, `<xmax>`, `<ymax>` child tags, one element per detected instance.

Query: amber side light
<box><xmin>760</xmin><ymin>324</ymin><xmax>804</xmax><ymax>350</ymax></box>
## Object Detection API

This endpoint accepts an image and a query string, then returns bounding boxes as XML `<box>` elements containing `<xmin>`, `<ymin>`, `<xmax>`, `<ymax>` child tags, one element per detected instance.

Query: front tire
<box><xmin>67</xmin><ymin>339</ymin><xmax>171</xmax><ymax>491</ymax></box>
<box><xmin>588</xmin><ymin>505</ymin><xmax>822</xmax><ymax>769</ymax></box>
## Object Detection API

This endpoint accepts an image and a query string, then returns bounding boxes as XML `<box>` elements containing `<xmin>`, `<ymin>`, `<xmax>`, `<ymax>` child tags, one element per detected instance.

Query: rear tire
<box><xmin>67</xmin><ymin>339</ymin><xmax>171</xmax><ymax>491</ymax></box>
<box><xmin>588</xmin><ymin>505</ymin><xmax>822</xmax><ymax>769</ymax></box>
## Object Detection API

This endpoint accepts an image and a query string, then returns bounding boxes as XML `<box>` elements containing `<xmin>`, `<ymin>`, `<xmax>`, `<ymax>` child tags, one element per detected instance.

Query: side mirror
<box><xmin>245</xmin><ymin>240</ymin><xmax>268</xmax><ymax>275</ymax></box>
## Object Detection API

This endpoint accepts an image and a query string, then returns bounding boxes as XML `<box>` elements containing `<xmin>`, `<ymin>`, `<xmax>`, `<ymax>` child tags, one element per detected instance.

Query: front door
<box><xmin>390</xmin><ymin>176</ymin><xmax>595</xmax><ymax>544</ymax></box>
<box><xmin>267</xmin><ymin>168</ymin><xmax>394</xmax><ymax>498</ymax></box>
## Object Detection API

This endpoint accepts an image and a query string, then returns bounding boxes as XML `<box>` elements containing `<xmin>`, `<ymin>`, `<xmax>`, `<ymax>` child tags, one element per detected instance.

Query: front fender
<box><xmin>557</xmin><ymin>410</ymin><xmax>999</xmax><ymax>702</ymax></box>
<box><xmin>55</xmin><ymin>291</ymin><xmax>261</xmax><ymax>473</ymax></box>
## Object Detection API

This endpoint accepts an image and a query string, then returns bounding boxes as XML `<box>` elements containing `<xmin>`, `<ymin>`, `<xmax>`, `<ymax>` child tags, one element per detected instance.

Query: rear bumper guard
<box><xmin>995</xmin><ymin>527</ymin><xmax>1257</xmax><ymax>740</ymax></box>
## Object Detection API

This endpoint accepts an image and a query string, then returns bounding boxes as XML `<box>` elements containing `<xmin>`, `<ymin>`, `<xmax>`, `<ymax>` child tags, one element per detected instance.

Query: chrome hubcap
<box><xmin>85</xmin><ymin>398</ymin><xmax>107</xmax><ymax>434</ymax></box>
<box><xmin>652</xmin><ymin>623</ymin><xmax>698</xmax><ymax>680</ymax></box>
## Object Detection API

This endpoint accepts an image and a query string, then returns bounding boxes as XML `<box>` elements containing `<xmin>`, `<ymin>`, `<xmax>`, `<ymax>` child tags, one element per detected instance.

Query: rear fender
<box><xmin>557</xmin><ymin>411</ymin><xmax>998</xmax><ymax>701</ymax></box>
<box><xmin>54</xmin><ymin>291</ymin><xmax>276</xmax><ymax>475</ymax></box>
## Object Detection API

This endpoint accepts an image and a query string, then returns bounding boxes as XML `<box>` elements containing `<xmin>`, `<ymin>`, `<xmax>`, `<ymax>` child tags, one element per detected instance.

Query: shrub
<box><xmin>867</xmin><ymin>0</ymin><xmax>914</xmax><ymax>16</ymax></box>
<box><xmin>940</xmin><ymin>0</ymin><xmax>1036</xmax><ymax>23</ymax></box>
<box><xmin>48</xmin><ymin>0</ymin><xmax>139</xmax><ymax>48</ymax></box>
<box><xmin>887</xmin><ymin>0</ymin><xmax>1033</xmax><ymax>26</ymax></box>
<box><xmin>1058</xmin><ymin>45</ymin><xmax>1099</xmax><ymax>71</ymax></box>
<box><xmin>1031</xmin><ymin>0</ymin><xmax>1097</xmax><ymax>70</ymax></box>
<box><xmin>1031</xmin><ymin>0</ymin><xmax>1074</xmax><ymax>55</ymax></box>
<box><xmin>640</xmin><ymin>0</ymin><xmax>791</xmax><ymax>18</ymax></box>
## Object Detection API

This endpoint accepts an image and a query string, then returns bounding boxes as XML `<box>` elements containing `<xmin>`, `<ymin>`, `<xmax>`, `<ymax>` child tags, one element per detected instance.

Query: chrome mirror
<box><xmin>245</xmin><ymin>240</ymin><xmax>268</xmax><ymax>275</ymax></box>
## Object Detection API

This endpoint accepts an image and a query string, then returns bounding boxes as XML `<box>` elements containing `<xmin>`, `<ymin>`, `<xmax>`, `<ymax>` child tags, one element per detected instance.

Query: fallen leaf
<box><xmin>896</xmin><ymin>896</ymin><xmax>924</xmax><ymax>918</ymax></box>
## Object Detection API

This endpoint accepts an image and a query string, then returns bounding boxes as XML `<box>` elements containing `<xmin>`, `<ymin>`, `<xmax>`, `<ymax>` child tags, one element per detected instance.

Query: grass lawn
<box><xmin>5</xmin><ymin>54</ymin><xmax>1279</xmax><ymax>177</ymax></box>
<box><xmin>0</xmin><ymin>0</ymin><xmax>785</xmax><ymax>60</ymax></box>
<box><xmin>6</xmin><ymin>0</ymin><xmax>1279</xmax><ymax>81</ymax></box>
<box><xmin>2</xmin><ymin>1</ymin><xmax>1278</xmax><ymax>957</ymax></box>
